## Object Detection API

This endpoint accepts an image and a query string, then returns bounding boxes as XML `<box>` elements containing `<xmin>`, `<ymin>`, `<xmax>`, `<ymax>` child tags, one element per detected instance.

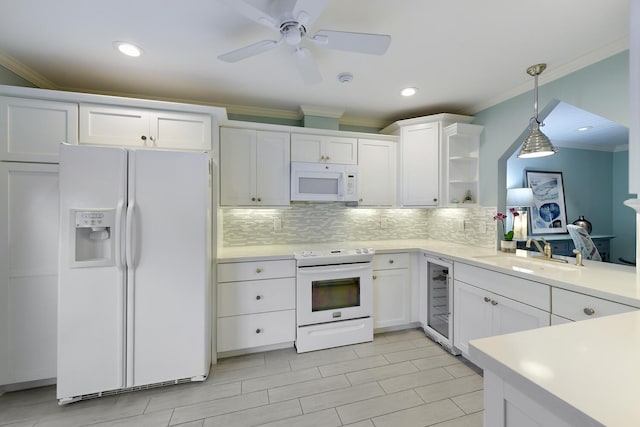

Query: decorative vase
<box><xmin>501</xmin><ymin>240</ymin><xmax>517</xmax><ymax>253</ymax></box>
<box><xmin>572</xmin><ymin>215</ymin><xmax>592</xmax><ymax>234</ymax></box>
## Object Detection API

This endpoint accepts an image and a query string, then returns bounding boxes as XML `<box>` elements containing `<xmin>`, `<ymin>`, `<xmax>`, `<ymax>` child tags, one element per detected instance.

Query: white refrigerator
<box><xmin>57</xmin><ymin>144</ymin><xmax>212</xmax><ymax>404</ymax></box>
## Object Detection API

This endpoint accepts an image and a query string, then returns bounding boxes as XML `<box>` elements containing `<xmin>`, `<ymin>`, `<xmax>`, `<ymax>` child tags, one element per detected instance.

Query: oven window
<box><xmin>311</xmin><ymin>277</ymin><xmax>360</xmax><ymax>311</ymax></box>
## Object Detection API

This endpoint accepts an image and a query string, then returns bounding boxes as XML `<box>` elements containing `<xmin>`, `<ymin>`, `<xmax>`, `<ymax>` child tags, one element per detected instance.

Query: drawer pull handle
<box><xmin>372</xmin><ymin>275</ymin><xmax>377</xmax><ymax>280</ymax></box>
<box><xmin>483</xmin><ymin>297</ymin><xmax>491</xmax><ymax>303</ymax></box>
<box><xmin>256</xmin><ymin>295</ymin><xmax>262</xmax><ymax>300</ymax></box>
<box><xmin>255</xmin><ymin>328</ymin><xmax>262</xmax><ymax>334</ymax></box>
<box><xmin>583</xmin><ymin>307</ymin><xmax>595</xmax><ymax>316</ymax></box>
<box><xmin>256</xmin><ymin>268</ymin><xmax>263</xmax><ymax>273</ymax></box>
<box><xmin>491</xmin><ymin>300</ymin><xmax>498</xmax><ymax>306</ymax></box>
<box><xmin>389</xmin><ymin>259</ymin><xmax>394</xmax><ymax>264</ymax></box>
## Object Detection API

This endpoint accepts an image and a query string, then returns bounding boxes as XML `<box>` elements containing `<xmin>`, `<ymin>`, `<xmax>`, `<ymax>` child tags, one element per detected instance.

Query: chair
<box><xmin>567</xmin><ymin>224</ymin><xmax>602</xmax><ymax>261</ymax></box>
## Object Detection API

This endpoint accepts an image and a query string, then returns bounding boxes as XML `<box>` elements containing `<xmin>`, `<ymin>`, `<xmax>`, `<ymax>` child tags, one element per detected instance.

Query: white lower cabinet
<box><xmin>372</xmin><ymin>253</ymin><xmax>410</xmax><ymax>329</ymax></box>
<box><xmin>453</xmin><ymin>263</ymin><xmax>550</xmax><ymax>359</ymax></box>
<box><xmin>0</xmin><ymin>162</ymin><xmax>59</xmax><ymax>387</ymax></box>
<box><xmin>216</xmin><ymin>259</ymin><xmax>296</xmax><ymax>354</ymax></box>
<box><xmin>551</xmin><ymin>287</ymin><xmax>638</xmax><ymax>321</ymax></box>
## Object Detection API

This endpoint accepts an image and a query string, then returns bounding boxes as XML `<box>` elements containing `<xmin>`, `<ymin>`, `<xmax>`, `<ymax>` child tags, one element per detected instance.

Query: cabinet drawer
<box><xmin>217</xmin><ymin>310</ymin><xmax>296</xmax><ymax>352</ymax></box>
<box><xmin>456</xmin><ymin>263</ymin><xmax>550</xmax><ymax>311</ymax></box>
<box><xmin>217</xmin><ymin>278</ymin><xmax>295</xmax><ymax>317</ymax></box>
<box><xmin>552</xmin><ymin>288</ymin><xmax>638</xmax><ymax>321</ymax></box>
<box><xmin>373</xmin><ymin>253</ymin><xmax>410</xmax><ymax>270</ymax></box>
<box><xmin>218</xmin><ymin>259</ymin><xmax>295</xmax><ymax>282</ymax></box>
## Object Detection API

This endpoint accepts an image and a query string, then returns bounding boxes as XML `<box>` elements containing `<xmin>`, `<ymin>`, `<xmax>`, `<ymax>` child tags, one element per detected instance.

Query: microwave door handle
<box><xmin>337</xmin><ymin>174</ymin><xmax>344</xmax><ymax>197</ymax></box>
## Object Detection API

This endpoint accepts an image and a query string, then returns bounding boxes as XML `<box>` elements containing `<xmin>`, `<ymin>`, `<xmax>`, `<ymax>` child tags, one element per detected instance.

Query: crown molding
<box><xmin>466</xmin><ymin>37</ymin><xmax>630</xmax><ymax>115</ymax></box>
<box><xmin>0</xmin><ymin>52</ymin><xmax>58</xmax><ymax>89</ymax></box>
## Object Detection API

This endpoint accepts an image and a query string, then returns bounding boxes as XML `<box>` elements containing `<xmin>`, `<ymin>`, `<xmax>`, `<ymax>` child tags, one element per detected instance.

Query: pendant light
<box><xmin>517</xmin><ymin>63</ymin><xmax>559</xmax><ymax>158</ymax></box>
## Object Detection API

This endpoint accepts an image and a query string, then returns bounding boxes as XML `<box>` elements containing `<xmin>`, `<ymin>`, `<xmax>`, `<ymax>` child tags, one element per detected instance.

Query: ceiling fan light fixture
<box><xmin>113</xmin><ymin>41</ymin><xmax>143</xmax><ymax>57</ymax></box>
<box><xmin>401</xmin><ymin>87</ymin><xmax>417</xmax><ymax>97</ymax></box>
<box><xmin>517</xmin><ymin>63</ymin><xmax>558</xmax><ymax>158</ymax></box>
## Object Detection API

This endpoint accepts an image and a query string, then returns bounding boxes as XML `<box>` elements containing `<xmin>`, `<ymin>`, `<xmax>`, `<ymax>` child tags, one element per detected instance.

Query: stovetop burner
<box><xmin>294</xmin><ymin>247</ymin><xmax>375</xmax><ymax>266</ymax></box>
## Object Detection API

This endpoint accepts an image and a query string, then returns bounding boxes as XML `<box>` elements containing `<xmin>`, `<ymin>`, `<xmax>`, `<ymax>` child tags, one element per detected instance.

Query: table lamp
<box><xmin>506</xmin><ymin>188</ymin><xmax>534</xmax><ymax>240</ymax></box>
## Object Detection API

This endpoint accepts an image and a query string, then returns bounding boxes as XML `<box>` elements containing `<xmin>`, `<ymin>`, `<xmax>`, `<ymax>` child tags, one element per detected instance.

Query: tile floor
<box><xmin>0</xmin><ymin>329</ymin><xmax>484</xmax><ymax>427</ymax></box>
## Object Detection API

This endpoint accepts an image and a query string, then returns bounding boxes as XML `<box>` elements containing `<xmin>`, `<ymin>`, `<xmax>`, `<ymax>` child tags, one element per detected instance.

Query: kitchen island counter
<box><xmin>469</xmin><ymin>310</ymin><xmax>640</xmax><ymax>426</ymax></box>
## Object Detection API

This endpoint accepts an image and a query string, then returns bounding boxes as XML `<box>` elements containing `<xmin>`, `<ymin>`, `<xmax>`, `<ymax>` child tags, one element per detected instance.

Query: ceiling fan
<box><xmin>217</xmin><ymin>0</ymin><xmax>391</xmax><ymax>84</ymax></box>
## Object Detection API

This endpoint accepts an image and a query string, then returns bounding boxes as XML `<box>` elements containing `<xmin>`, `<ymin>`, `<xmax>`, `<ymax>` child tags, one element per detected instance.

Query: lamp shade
<box><xmin>517</xmin><ymin>121</ymin><xmax>559</xmax><ymax>158</ymax></box>
<box><xmin>506</xmin><ymin>188</ymin><xmax>534</xmax><ymax>207</ymax></box>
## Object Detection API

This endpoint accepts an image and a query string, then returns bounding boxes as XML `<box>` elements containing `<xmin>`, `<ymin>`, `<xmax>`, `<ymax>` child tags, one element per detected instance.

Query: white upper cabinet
<box><xmin>357</xmin><ymin>139</ymin><xmax>396</xmax><ymax>206</ymax></box>
<box><xmin>220</xmin><ymin>127</ymin><xmax>290</xmax><ymax>206</ymax></box>
<box><xmin>0</xmin><ymin>96</ymin><xmax>78</xmax><ymax>163</ymax></box>
<box><xmin>291</xmin><ymin>133</ymin><xmax>357</xmax><ymax>164</ymax></box>
<box><xmin>400</xmin><ymin>123</ymin><xmax>440</xmax><ymax>206</ymax></box>
<box><xmin>79</xmin><ymin>103</ymin><xmax>211</xmax><ymax>150</ymax></box>
<box><xmin>442</xmin><ymin>123</ymin><xmax>483</xmax><ymax>206</ymax></box>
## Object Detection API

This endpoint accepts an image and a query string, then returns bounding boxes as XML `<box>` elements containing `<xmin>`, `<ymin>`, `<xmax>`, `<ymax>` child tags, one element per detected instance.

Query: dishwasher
<box><xmin>423</xmin><ymin>255</ymin><xmax>459</xmax><ymax>355</ymax></box>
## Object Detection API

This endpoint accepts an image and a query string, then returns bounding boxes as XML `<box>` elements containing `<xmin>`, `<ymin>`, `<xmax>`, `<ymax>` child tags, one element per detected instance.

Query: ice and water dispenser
<box><xmin>70</xmin><ymin>209</ymin><xmax>116</xmax><ymax>267</ymax></box>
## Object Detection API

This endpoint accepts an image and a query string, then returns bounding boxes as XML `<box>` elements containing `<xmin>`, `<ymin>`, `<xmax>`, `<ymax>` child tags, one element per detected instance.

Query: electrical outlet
<box><xmin>480</xmin><ymin>223</ymin><xmax>487</xmax><ymax>233</ymax></box>
<box><xmin>273</xmin><ymin>218</ymin><xmax>282</xmax><ymax>232</ymax></box>
<box><xmin>456</xmin><ymin>219</ymin><xmax>465</xmax><ymax>231</ymax></box>
<box><xmin>380</xmin><ymin>218</ymin><xmax>388</xmax><ymax>229</ymax></box>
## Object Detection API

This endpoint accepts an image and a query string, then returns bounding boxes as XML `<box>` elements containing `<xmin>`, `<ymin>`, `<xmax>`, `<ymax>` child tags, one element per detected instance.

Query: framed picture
<box><xmin>525</xmin><ymin>170</ymin><xmax>568</xmax><ymax>235</ymax></box>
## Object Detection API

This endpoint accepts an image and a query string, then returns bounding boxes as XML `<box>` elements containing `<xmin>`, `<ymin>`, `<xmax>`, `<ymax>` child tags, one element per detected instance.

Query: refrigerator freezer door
<box><xmin>127</xmin><ymin>150</ymin><xmax>210</xmax><ymax>386</ymax></box>
<box><xmin>57</xmin><ymin>144</ymin><xmax>127</xmax><ymax>399</ymax></box>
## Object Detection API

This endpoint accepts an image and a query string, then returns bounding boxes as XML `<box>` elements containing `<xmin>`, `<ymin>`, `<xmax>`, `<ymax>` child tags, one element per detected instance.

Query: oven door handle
<box><xmin>297</xmin><ymin>263</ymin><xmax>371</xmax><ymax>275</ymax></box>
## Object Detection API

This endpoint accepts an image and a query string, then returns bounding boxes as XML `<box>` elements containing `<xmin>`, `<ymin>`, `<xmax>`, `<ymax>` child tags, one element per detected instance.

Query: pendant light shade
<box><xmin>517</xmin><ymin>64</ymin><xmax>559</xmax><ymax>158</ymax></box>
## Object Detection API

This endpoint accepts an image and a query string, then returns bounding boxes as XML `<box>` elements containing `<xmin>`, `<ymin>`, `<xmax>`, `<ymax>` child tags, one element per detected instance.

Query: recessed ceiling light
<box><xmin>113</xmin><ymin>41</ymin><xmax>143</xmax><ymax>57</ymax></box>
<box><xmin>577</xmin><ymin>126</ymin><xmax>592</xmax><ymax>132</ymax></box>
<box><xmin>401</xmin><ymin>87</ymin><xmax>417</xmax><ymax>97</ymax></box>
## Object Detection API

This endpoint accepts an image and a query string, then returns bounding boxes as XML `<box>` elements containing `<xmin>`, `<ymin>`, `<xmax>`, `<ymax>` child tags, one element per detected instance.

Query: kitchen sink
<box><xmin>472</xmin><ymin>254</ymin><xmax>579</xmax><ymax>274</ymax></box>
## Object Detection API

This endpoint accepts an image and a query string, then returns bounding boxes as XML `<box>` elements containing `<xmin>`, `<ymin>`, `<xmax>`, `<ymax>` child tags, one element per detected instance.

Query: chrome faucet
<box><xmin>526</xmin><ymin>237</ymin><xmax>552</xmax><ymax>259</ymax></box>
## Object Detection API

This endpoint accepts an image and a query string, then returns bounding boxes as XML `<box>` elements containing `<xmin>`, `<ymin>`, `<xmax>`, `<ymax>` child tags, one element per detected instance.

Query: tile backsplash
<box><xmin>222</xmin><ymin>204</ymin><xmax>497</xmax><ymax>248</ymax></box>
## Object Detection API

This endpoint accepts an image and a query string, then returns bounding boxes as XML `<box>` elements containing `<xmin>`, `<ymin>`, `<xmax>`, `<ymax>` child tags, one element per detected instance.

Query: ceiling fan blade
<box><xmin>294</xmin><ymin>48</ymin><xmax>322</xmax><ymax>85</ymax></box>
<box><xmin>292</xmin><ymin>0</ymin><xmax>329</xmax><ymax>27</ymax></box>
<box><xmin>311</xmin><ymin>30</ymin><xmax>391</xmax><ymax>55</ymax></box>
<box><xmin>220</xmin><ymin>0</ymin><xmax>280</xmax><ymax>30</ymax></box>
<box><xmin>218</xmin><ymin>38</ymin><xmax>282</xmax><ymax>63</ymax></box>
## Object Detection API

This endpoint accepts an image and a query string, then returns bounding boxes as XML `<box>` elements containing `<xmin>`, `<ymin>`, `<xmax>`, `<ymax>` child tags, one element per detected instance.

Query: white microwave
<box><xmin>290</xmin><ymin>162</ymin><xmax>358</xmax><ymax>202</ymax></box>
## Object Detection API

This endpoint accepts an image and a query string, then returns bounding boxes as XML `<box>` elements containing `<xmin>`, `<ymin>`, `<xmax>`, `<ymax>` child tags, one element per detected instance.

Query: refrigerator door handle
<box><xmin>125</xmin><ymin>200</ymin><xmax>136</xmax><ymax>269</ymax></box>
<box><xmin>115</xmin><ymin>199</ymin><xmax>126</xmax><ymax>270</ymax></box>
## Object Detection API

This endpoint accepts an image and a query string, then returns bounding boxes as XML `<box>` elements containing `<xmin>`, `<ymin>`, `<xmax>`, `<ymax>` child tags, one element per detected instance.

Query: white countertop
<box><xmin>469</xmin><ymin>311</ymin><xmax>640</xmax><ymax>426</ymax></box>
<box><xmin>218</xmin><ymin>239</ymin><xmax>640</xmax><ymax>308</ymax></box>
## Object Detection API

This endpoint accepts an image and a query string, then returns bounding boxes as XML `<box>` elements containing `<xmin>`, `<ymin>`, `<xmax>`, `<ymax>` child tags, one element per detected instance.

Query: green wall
<box><xmin>474</xmin><ymin>51</ymin><xmax>630</xmax><ymax>206</ymax></box>
<box><xmin>612</xmin><ymin>150</ymin><xmax>636</xmax><ymax>263</ymax></box>
<box><xmin>507</xmin><ymin>147</ymin><xmax>614</xmax><ymax>235</ymax></box>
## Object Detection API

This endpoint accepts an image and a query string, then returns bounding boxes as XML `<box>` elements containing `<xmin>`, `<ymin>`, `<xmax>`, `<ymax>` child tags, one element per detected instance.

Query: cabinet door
<box><xmin>493</xmin><ymin>296</ymin><xmax>550</xmax><ymax>335</ymax></box>
<box><xmin>291</xmin><ymin>133</ymin><xmax>324</xmax><ymax>162</ymax></box>
<box><xmin>373</xmin><ymin>268</ymin><xmax>410</xmax><ymax>329</ymax></box>
<box><xmin>151</xmin><ymin>111</ymin><xmax>211</xmax><ymax>150</ymax></box>
<box><xmin>220</xmin><ymin>128</ymin><xmax>257</xmax><ymax>206</ymax></box>
<box><xmin>256</xmin><ymin>131</ymin><xmax>290</xmax><ymax>206</ymax></box>
<box><xmin>0</xmin><ymin>162</ymin><xmax>59</xmax><ymax>385</ymax></box>
<box><xmin>358</xmin><ymin>139</ymin><xmax>396</xmax><ymax>206</ymax></box>
<box><xmin>0</xmin><ymin>96</ymin><xmax>78</xmax><ymax>162</ymax></box>
<box><xmin>453</xmin><ymin>280</ymin><xmax>493</xmax><ymax>356</ymax></box>
<box><xmin>324</xmin><ymin>136</ymin><xmax>357</xmax><ymax>164</ymax></box>
<box><xmin>400</xmin><ymin>124</ymin><xmax>439</xmax><ymax>206</ymax></box>
<box><xmin>79</xmin><ymin>104</ymin><xmax>149</xmax><ymax>147</ymax></box>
